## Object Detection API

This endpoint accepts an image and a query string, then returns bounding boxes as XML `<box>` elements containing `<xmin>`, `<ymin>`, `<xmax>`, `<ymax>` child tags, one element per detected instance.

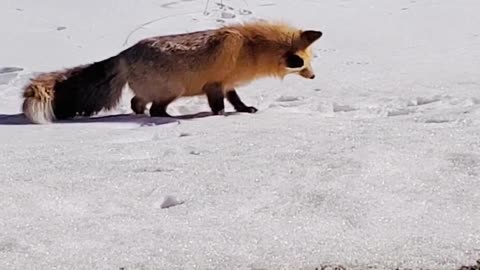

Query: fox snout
<box><xmin>300</xmin><ymin>68</ymin><xmax>316</xmax><ymax>79</ymax></box>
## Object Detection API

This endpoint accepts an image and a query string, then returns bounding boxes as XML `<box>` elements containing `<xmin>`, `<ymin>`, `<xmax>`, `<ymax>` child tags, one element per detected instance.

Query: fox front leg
<box><xmin>203</xmin><ymin>82</ymin><xmax>225</xmax><ymax>115</ymax></box>
<box><xmin>226</xmin><ymin>89</ymin><xmax>258</xmax><ymax>113</ymax></box>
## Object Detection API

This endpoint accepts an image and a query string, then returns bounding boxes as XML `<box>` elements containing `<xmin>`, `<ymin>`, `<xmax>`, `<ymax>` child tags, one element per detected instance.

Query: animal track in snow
<box><xmin>407</xmin><ymin>96</ymin><xmax>442</xmax><ymax>106</ymax></box>
<box><xmin>346</xmin><ymin>61</ymin><xmax>369</xmax><ymax>66</ymax></box>
<box><xmin>159</xmin><ymin>0</ymin><xmax>195</xmax><ymax>9</ymax></box>
<box><xmin>270</xmin><ymin>95</ymin><xmax>308</xmax><ymax>108</ymax></box>
<box><xmin>384</xmin><ymin>107</ymin><xmax>414</xmax><ymax>117</ymax></box>
<box><xmin>276</xmin><ymin>95</ymin><xmax>302</xmax><ymax>102</ymax></box>
<box><xmin>134</xmin><ymin>167</ymin><xmax>176</xmax><ymax>174</ymax></box>
<box><xmin>333</xmin><ymin>103</ymin><xmax>357</xmax><ymax>113</ymax></box>
<box><xmin>447</xmin><ymin>153</ymin><xmax>479</xmax><ymax>177</ymax></box>
<box><xmin>202</xmin><ymin>1</ymin><xmax>254</xmax><ymax>24</ymax></box>
<box><xmin>423</xmin><ymin>118</ymin><xmax>452</xmax><ymax>124</ymax></box>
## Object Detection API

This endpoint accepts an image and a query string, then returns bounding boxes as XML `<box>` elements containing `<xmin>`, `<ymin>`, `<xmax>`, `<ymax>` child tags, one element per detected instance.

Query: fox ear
<box><xmin>285</xmin><ymin>54</ymin><xmax>304</xmax><ymax>68</ymax></box>
<box><xmin>298</xmin><ymin>30</ymin><xmax>323</xmax><ymax>48</ymax></box>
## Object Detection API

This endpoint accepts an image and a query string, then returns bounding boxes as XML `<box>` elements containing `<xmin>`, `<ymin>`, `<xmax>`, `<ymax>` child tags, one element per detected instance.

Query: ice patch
<box><xmin>0</xmin><ymin>67</ymin><xmax>23</xmax><ymax>74</ymax></box>
<box><xmin>0</xmin><ymin>67</ymin><xmax>23</xmax><ymax>85</ymax></box>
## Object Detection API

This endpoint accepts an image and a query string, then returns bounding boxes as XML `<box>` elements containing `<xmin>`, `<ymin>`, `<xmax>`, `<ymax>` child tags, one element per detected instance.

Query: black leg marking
<box><xmin>226</xmin><ymin>90</ymin><xmax>258</xmax><ymax>113</ymax></box>
<box><xmin>203</xmin><ymin>83</ymin><xmax>225</xmax><ymax>115</ymax></box>
<box><xmin>131</xmin><ymin>96</ymin><xmax>147</xmax><ymax>115</ymax></box>
<box><xmin>150</xmin><ymin>99</ymin><xmax>174</xmax><ymax>117</ymax></box>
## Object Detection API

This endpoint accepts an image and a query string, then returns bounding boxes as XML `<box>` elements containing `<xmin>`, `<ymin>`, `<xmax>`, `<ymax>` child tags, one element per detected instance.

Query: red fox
<box><xmin>21</xmin><ymin>20</ymin><xmax>322</xmax><ymax>124</ymax></box>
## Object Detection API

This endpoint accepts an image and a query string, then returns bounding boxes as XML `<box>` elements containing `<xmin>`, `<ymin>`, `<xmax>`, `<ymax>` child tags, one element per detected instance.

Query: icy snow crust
<box><xmin>1</xmin><ymin>0</ymin><xmax>479</xmax><ymax>269</ymax></box>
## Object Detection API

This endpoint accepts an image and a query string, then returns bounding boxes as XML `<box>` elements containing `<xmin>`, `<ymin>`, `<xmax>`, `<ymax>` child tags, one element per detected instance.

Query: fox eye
<box><xmin>285</xmin><ymin>54</ymin><xmax>304</xmax><ymax>68</ymax></box>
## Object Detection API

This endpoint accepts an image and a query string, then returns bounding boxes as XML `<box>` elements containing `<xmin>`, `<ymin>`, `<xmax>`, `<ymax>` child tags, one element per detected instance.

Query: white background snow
<box><xmin>1</xmin><ymin>0</ymin><xmax>480</xmax><ymax>269</ymax></box>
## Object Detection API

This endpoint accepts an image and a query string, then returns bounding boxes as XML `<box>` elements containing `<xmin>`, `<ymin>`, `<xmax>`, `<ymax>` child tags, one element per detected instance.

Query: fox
<box><xmin>21</xmin><ymin>20</ymin><xmax>323</xmax><ymax>124</ymax></box>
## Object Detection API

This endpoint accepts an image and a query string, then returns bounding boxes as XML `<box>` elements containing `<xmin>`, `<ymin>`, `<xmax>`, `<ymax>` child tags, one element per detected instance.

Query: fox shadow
<box><xmin>0</xmin><ymin>111</ymin><xmax>230</xmax><ymax>126</ymax></box>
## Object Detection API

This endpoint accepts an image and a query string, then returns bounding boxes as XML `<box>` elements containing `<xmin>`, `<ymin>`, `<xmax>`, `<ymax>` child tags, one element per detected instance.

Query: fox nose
<box><xmin>310</xmin><ymin>74</ymin><xmax>315</xmax><ymax>79</ymax></box>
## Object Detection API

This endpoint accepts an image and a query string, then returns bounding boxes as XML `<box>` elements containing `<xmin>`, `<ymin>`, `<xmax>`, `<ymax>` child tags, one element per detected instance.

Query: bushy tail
<box><xmin>22</xmin><ymin>55</ymin><xmax>128</xmax><ymax>124</ymax></box>
<box><xmin>22</xmin><ymin>72</ymin><xmax>58</xmax><ymax>124</ymax></box>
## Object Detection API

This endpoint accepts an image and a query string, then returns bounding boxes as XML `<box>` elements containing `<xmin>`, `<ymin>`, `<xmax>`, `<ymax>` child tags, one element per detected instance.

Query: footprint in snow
<box><xmin>333</xmin><ymin>103</ymin><xmax>358</xmax><ymax>113</ymax></box>
<box><xmin>387</xmin><ymin>108</ymin><xmax>416</xmax><ymax>117</ymax></box>
<box><xmin>276</xmin><ymin>96</ymin><xmax>302</xmax><ymax>102</ymax></box>
<box><xmin>270</xmin><ymin>96</ymin><xmax>307</xmax><ymax>108</ymax></box>
<box><xmin>423</xmin><ymin>118</ymin><xmax>452</xmax><ymax>124</ymax></box>
<box><xmin>407</xmin><ymin>96</ymin><xmax>442</xmax><ymax>106</ymax></box>
<box><xmin>202</xmin><ymin>2</ymin><xmax>253</xmax><ymax>23</ymax></box>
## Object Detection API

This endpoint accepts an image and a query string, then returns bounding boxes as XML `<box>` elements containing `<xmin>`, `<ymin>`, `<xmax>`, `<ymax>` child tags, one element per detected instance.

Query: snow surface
<box><xmin>1</xmin><ymin>0</ymin><xmax>480</xmax><ymax>269</ymax></box>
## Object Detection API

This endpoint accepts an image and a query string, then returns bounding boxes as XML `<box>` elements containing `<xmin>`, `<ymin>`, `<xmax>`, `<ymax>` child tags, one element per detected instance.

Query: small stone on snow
<box><xmin>161</xmin><ymin>195</ymin><xmax>184</xmax><ymax>209</ymax></box>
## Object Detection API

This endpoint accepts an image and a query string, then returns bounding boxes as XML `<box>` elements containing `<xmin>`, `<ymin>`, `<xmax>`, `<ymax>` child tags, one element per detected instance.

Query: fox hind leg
<box><xmin>149</xmin><ymin>98</ymin><xmax>176</xmax><ymax>117</ymax></box>
<box><xmin>131</xmin><ymin>95</ymin><xmax>175</xmax><ymax>117</ymax></box>
<box><xmin>226</xmin><ymin>89</ymin><xmax>258</xmax><ymax>113</ymax></box>
<box><xmin>131</xmin><ymin>96</ymin><xmax>148</xmax><ymax>115</ymax></box>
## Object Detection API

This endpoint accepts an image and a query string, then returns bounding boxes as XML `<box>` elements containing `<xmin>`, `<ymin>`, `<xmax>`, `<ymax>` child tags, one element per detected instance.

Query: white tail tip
<box><xmin>22</xmin><ymin>97</ymin><xmax>55</xmax><ymax>124</ymax></box>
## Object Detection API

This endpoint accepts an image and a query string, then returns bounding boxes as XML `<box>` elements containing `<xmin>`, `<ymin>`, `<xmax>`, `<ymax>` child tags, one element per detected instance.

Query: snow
<box><xmin>1</xmin><ymin>0</ymin><xmax>480</xmax><ymax>269</ymax></box>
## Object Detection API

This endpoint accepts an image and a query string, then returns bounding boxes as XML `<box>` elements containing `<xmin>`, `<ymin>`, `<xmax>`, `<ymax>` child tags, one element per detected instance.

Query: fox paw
<box><xmin>237</xmin><ymin>106</ymin><xmax>258</xmax><ymax>113</ymax></box>
<box><xmin>212</xmin><ymin>109</ymin><xmax>225</xmax><ymax>116</ymax></box>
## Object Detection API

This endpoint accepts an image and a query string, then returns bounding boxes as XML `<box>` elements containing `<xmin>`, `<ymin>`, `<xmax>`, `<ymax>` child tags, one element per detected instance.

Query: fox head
<box><xmin>226</xmin><ymin>21</ymin><xmax>322</xmax><ymax>83</ymax></box>
<box><xmin>282</xmin><ymin>30</ymin><xmax>322</xmax><ymax>80</ymax></box>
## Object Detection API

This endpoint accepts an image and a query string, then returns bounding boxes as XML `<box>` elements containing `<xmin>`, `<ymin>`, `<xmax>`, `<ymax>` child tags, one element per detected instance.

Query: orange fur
<box><xmin>221</xmin><ymin>20</ymin><xmax>318</xmax><ymax>88</ymax></box>
<box><xmin>21</xmin><ymin>20</ymin><xmax>323</xmax><ymax>123</ymax></box>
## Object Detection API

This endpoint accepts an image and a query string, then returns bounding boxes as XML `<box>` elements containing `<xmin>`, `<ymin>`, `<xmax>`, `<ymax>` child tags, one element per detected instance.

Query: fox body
<box><xmin>22</xmin><ymin>21</ymin><xmax>323</xmax><ymax>124</ymax></box>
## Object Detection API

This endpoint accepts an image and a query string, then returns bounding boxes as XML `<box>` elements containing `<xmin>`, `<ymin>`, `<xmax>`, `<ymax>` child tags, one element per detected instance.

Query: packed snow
<box><xmin>1</xmin><ymin>0</ymin><xmax>480</xmax><ymax>269</ymax></box>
